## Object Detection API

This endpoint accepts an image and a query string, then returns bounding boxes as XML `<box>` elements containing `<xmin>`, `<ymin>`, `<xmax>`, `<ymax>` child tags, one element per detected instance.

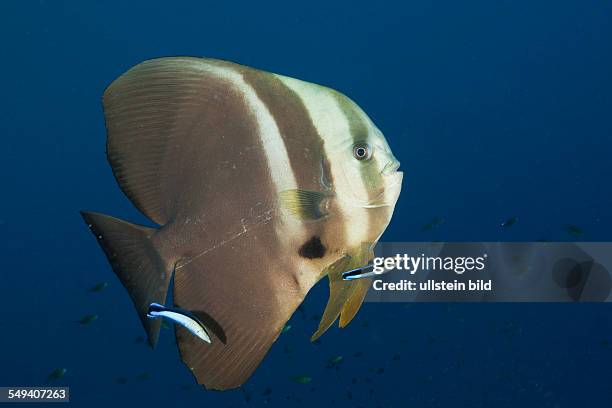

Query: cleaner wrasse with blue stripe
<box><xmin>147</xmin><ymin>303</ymin><xmax>212</xmax><ymax>344</ymax></box>
<box><xmin>80</xmin><ymin>57</ymin><xmax>402</xmax><ymax>390</ymax></box>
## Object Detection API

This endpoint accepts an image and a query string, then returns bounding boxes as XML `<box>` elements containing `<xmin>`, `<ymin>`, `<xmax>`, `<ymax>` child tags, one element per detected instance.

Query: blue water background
<box><xmin>1</xmin><ymin>1</ymin><xmax>611</xmax><ymax>406</ymax></box>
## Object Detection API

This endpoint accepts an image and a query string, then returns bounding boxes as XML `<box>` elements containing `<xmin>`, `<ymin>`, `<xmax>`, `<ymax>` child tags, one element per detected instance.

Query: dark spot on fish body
<box><xmin>298</xmin><ymin>236</ymin><xmax>326</xmax><ymax>259</ymax></box>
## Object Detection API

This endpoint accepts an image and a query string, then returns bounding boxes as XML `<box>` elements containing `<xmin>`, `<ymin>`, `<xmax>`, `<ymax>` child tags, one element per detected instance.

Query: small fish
<box><xmin>88</xmin><ymin>282</ymin><xmax>108</xmax><ymax>292</ymax></box>
<box><xmin>327</xmin><ymin>355</ymin><xmax>343</xmax><ymax>367</ymax></box>
<box><xmin>137</xmin><ymin>372</ymin><xmax>150</xmax><ymax>381</ymax></box>
<box><xmin>501</xmin><ymin>217</ymin><xmax>518</xmax><ymax>228</ymax></box>
<box><xmin>281</xmin><ymin>324</ymin><xmax>292</xmax><ymax>333</ymax></box>
<box><xmin>47</xmin><ymin>368</ymin><xmax>67</xmax><ymax>383</ymax></box>
<box><xmin>565</xmin><ymin>225</ymin><xmax>583</xmax><ymax>237</ymax></box>
<box><xmin>78</xmin><ymin>314</ymin><xmax>98</xmax><ymax>325</ymax></box>
<box><xmin>342</xmin><ymin>263</ymin><xmax>395</xmax><ymax>281</ymax></box>
<box><xmin>147</xmin><ymin>303</ymin><xmax>211</xmax><ymax>343</ymax></box>
<box><xmin>420</xmin><ymin>216</ymin><xmax>444</xmax><ymax>232</ymax></box>
<box><xmin>115</xmin><ymin>377</ymin><xmax>128</xmax><ymax>385</ymax></box>
<box><xmin>290</xmin><ymin>376</ymin><xmax>312</xmax><ymax>384</ymax></box>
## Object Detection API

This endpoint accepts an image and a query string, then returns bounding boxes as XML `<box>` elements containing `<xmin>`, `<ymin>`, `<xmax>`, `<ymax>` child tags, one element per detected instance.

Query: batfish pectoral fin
<box><xmin>279</xmin><ymin>189</ymin><xmax>329</xmax><ymax>220</ymax></box>
<box><xmin>80</xmin><ymin>211</ymin><xmax>172</xmax><ymax>347</ymax></box>
<box><xmin>311</xmin><ymin>247</ymin><xmax>374</xmax><ymax>341</ymax></box>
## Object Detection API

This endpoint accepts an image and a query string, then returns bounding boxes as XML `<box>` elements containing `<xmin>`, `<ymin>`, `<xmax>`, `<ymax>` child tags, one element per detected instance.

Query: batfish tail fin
<box><xmin>80</xmin><ymin>211</ymin><xmax>172</xmax><ymax>347</ymax></box>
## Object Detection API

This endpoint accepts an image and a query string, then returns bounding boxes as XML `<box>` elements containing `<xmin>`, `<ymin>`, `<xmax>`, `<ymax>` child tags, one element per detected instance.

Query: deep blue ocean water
<box><xmin>2</xmin><ymin>1</ymin><xmax>611</xmax><ymax>406</ymax></box>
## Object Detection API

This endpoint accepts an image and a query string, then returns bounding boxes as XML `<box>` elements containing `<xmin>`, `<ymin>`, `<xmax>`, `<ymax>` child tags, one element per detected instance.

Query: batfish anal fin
<box><xmin>172</xmin><ymin>226</ymin><xmax>309</xmax><ymax>390</ymax></box>
<box><xmin>279</xmin><ymin>189</ymin><xmax>329</xmax><ymax>220</ymax></box>
<box><xmin>80</xmin><ymin>211</ymin><xmax>171</xmax><ymax>347</ymax></box>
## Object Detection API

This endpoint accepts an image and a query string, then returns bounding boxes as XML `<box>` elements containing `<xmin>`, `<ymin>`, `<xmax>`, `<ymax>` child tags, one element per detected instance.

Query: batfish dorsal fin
<box><xmin>103</xmin><ymin>57</ymin><xmax>238</xmax><ymax>225</ymax></box>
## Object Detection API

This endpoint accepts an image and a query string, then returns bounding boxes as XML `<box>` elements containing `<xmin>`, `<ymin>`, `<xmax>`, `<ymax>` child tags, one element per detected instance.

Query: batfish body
<box><xmin>81</xmin><ymin>57</ymin><xmax>402</xmax><ymax>390</ymax></box>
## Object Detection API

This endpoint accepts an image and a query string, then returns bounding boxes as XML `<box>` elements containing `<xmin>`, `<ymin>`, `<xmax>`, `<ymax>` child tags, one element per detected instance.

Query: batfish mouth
<box><xmin>361</xmin><ymin>171</ymin><xmax>403</xmax><ymax>208</ymax></box>
<box><xmin>381</xmin><ymin>160</ymin><xmax>401</xmax><ymax>175</ymax></box>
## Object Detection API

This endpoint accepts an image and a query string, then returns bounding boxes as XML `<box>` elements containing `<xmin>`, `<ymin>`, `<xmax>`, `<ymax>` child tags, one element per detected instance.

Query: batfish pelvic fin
<box><xmin>312</xmin><ymin>245</ymin><xmax>374</xmax><ymax>341</ymax></box>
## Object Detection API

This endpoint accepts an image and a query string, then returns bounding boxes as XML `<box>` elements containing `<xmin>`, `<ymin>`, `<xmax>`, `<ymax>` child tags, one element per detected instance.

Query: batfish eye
<box><xmin>352</xmin><ymin>143</ymin><xmax>372</xmax><ymax>161</ymax></box>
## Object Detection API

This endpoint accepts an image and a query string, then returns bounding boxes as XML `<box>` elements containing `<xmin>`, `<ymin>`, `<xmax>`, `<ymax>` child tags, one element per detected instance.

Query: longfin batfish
<box><xmin>81</xmin><ymin>57</ymin><xmax>402</xmax><ymax>390</ymax></box>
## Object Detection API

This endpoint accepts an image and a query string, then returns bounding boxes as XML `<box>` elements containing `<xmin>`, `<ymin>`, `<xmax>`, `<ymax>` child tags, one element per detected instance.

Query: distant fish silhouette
<box><xmin>565</xmin><ymin>224</ymin><xmax>583</xmax><ymax>237</ymax></box>
<box><xmin>47</xmin><ymin>368</ymin><xmax>66</xmax><ymax>383</ymax></box>
<box><xmin>88</xmin><ymin>282</ymin><xmax>108</xmax><ymax>292</ymax></box>
<box><xmin>77</xmin><ymin>314</ymin><xmax>98</xmax><ymax>325</ymax></box>
<box><xmin>290</xmin><ymin>375</ymin><xmax>312</xmax><ymax>384</ymax></box>
<box><xmin>420</xmin><ymin>216</ymin><xmax>444</xmax><ymax>232</ymax></box>
<box><xmin>501</xmin><ymin>216</ymin><xmax>518</xmax><ymax>228</ymax></box>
